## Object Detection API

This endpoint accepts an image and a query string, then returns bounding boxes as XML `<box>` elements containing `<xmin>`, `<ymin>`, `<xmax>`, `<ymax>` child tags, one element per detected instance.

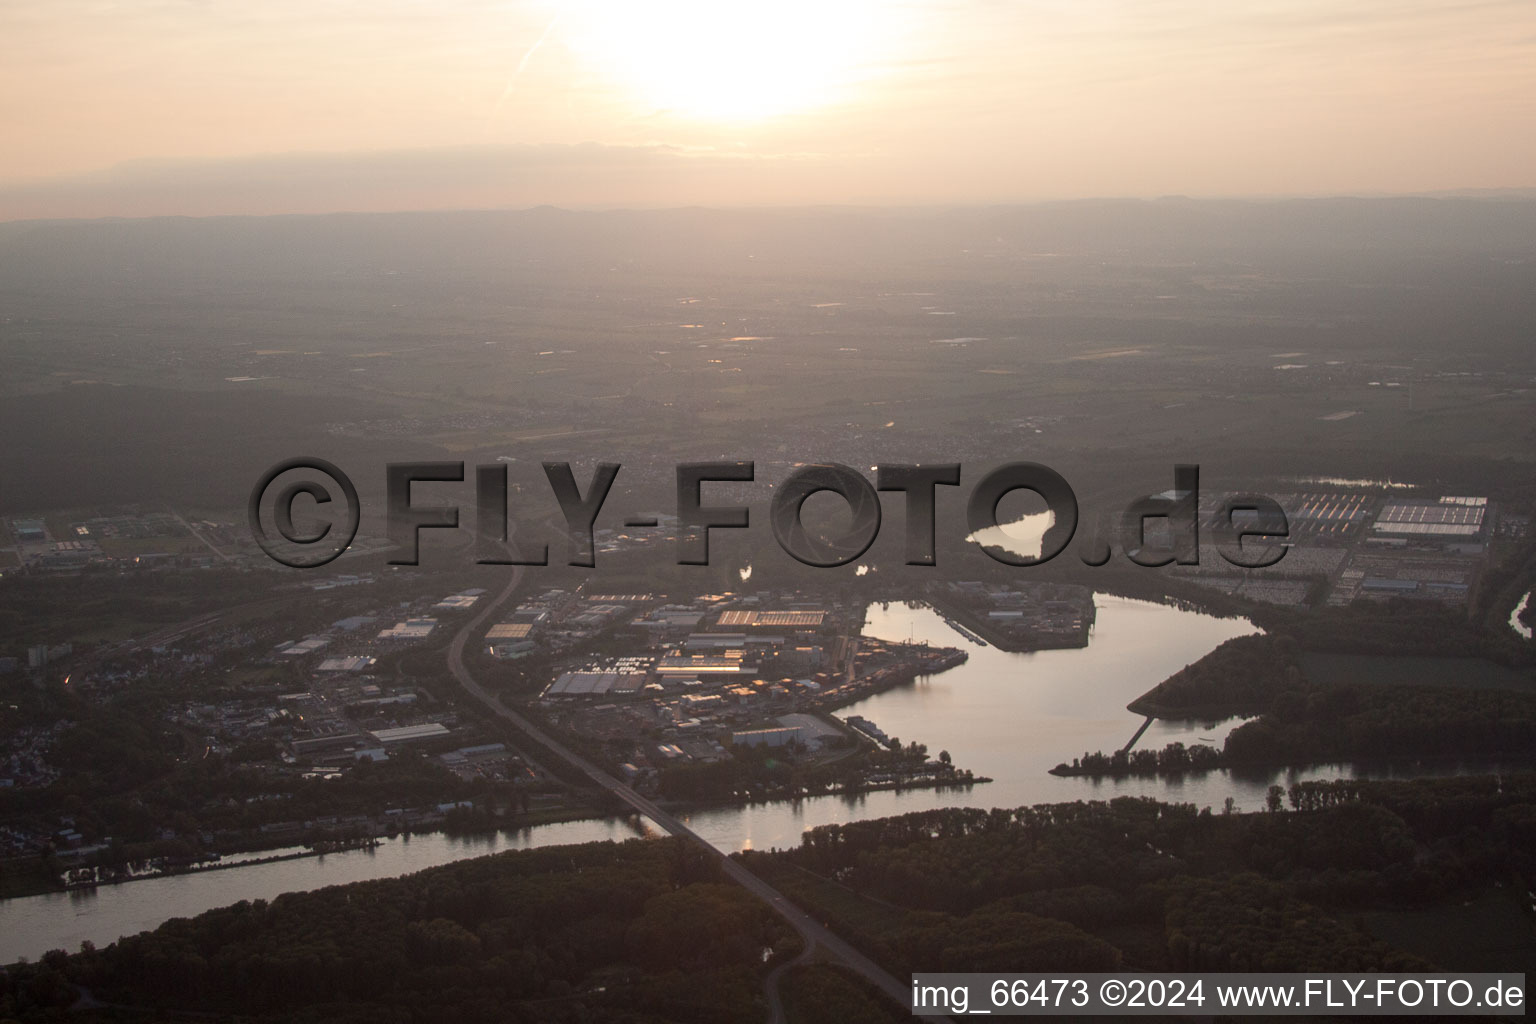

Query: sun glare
<box><xmin>559</xmin><ymin>0</ymin><xmax>893</xmax><ymax>121</ymax></box>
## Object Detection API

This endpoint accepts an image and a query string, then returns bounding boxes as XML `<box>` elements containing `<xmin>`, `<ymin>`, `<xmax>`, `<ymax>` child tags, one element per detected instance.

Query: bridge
<box><xmin>445</xmin><ymin>569</ymin><xmax>943</xmax><ymax>1022</ymax></box>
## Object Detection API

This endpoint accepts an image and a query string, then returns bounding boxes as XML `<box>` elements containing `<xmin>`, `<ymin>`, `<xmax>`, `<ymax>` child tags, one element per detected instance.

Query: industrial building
<box><xmin>633</xmin><ymin>606</ymin><xmax>707</xmax><ymax>634</ymax></box>
<box><xmin>654</xmin><ymin>651</ymin><xmax>756</xmax><ymax>676</ymax></box>
<box><xmin>377</xmin><ymin>618</ymin><xmax>437</xmax><ymax>640</ymax></box>
<box><xmin>317</xmin><ymin>656</ymin><xmax>375</xmax><ymax>672</ymax></box>
<box><xmin>1372</xmin><ymin>497</ymin><xmax>1487</xmax><ymax>538</ymax></box>
<box><xmin>716</xmin><ymin>609</ymin><xmax>825</xmax><ymax>628</ymax></box>
<box><xmin>545</xmin><ymin>670</ymin><xmax>648</xmax><ymax>697</ymax></box>
<box><xmin>732</xmin><ymin>726</ymin><xmax>804</xmax><ymax>748</ymax></box>
<box><xmin>369</xmin><ymin>723</ymin><xmax>451</xmax><ymax>745</ymax></box>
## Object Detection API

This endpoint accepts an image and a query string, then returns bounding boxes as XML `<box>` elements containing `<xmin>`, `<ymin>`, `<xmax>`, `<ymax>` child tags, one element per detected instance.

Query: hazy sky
<box><xmin>3</xmin><ymin>0</ymin><xmax>1534</xmax><ymax>219</ymax></box>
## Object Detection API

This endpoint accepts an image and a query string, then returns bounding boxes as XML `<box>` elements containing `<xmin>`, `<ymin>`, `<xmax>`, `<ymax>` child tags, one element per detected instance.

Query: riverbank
<box><xmin>813</xmin><ymin>645</ymin><xmax>969</xmax><ymax>712</ymax></box>
<box><xmin>1051</xmin><ymin>750</ymin><xmax>1536</xmax><ymax>781</ymax></box>
<box><xmin>1124</xmin><ymin>630</ymin><xmax>1536</xmax><ymax>719</ymax></box>
<box><xmin>1125</xmin><ymin>695</ymin><xmax>1247</xmax><ymax>719</ymax></box>
<box><xmin>657</xmin><ymin>768</ymin><xmax>993</xmax><ymax>813</ymax></box>
<box><xmin>0</xmin><ymin>595</ymin><xmax>1268</xmax><ymax>964</ymax></box>
<box><xmin>62</xmin><ymin>837</ymin><xmax>383</xmax><ymax>892</ymax></box>
<box><xmin>1</xmin><ymin>803</ymin><xmax>608</xmax><ymax>900</ymax></box>
<box><xmin>0</xmin><ymin>768</ymin><xmax>997</xmax><ymax>903</ymax></box>
<box><xmin>925</xmin><ymin>596</ymin><xmax>1092</xmax><ymax>653</ymax></box>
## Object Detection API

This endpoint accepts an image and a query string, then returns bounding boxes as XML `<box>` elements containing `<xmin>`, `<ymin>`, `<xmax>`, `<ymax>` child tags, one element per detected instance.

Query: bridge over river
<box><xmin>446</xmin><ymin>567</ymin><xmax>943</xmax><ymax>1023</ymax></box>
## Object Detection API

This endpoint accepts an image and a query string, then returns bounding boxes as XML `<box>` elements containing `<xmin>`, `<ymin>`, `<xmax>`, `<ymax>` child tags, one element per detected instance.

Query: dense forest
<box><xmin>1075</xmin><ymin>677</ymin><xmax>1536</xmax><ymax>778</ymax></box>
<box><xmin>1133</xmin><ymin>596</ymin><xmax>1536</xmax><ymax>724</ymax></box>
<box><xmin>745</xmin><ymin>774</ymin><xmax>1536</xmax><ymax>977</ymax></box>
<box><xmin>1128</xmin><ymin>634</ymin><xmax>1302</xmax><ymax>717</ymax></box>
<box><xmin>0</xmin><ymin>838</ymin><xmax>811</xmax><ymax>1022</ymax></box>
<box><xmin>1111</xmin><ymin>615</ymin><xmax>1536</xmax><ymax>775</ymax></box>
<box><xmin>1222</xmin><ymin>681</ymin><xmax>1536</xmax><ymax>765</ymax></box>
<box><xmin>3</xmin><ymin>774</ymin><xmax>1534</xmax><ymax>1020</ymax></box>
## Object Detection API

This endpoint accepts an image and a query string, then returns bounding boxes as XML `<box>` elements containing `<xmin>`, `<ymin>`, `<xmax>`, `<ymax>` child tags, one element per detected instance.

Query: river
<box><xmin>0</xmin><ymin>593</ymin><xmax>1505</xmax><ymax>963</ymax></box>
<box><xmin>0</xmin><ymin>819</ymin><xmax>649</xmax><ymax>964</ymax></box>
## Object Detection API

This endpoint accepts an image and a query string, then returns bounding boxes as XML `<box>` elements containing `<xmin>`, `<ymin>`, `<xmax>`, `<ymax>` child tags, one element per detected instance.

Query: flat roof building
<box><xmin>370</xmin><ymin>723</ymin><xmax>451</xmax><ymax>744</ymax></box>
<box><xmin>378</xmin><ymin>618</ymin><xmax>438</xmax><ymax>640</ymax></box>
<box><xmin>1373</xmin><ymin>498</ymin><xmax>1487</xmax><ymax>537</ymax></box>
<box><xmin>733</xmin><ymin>726</ymin><xmax>804</xmax><ymax>748</ymax></box>
<box><xmin>317</xmin><ymin>655</ymin><xmax>375</xmax><ymax>672</ymax></box>
<box><xmin>655</xmin><ymin>652</ymin><xmax>754</xmax><ymax>675</ymax></box>
<box><xmin>717</xmin><ymin>609</ymin><xmax>825</xmax><ymax>628</ymax></box>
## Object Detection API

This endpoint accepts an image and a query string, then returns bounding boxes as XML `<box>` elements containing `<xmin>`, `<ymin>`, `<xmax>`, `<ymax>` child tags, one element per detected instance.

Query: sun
<box><xmin>558</xmin><ymin>0</ymin><xmax>892</xmax><ymax>122</ymax></box>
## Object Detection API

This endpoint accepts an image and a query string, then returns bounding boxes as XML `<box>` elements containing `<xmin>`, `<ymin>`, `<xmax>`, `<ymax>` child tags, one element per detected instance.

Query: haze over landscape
<box><xmin>3</xmin><ymin>0</ymin><xmax>1536</xmax><ymax>218</ymax></box>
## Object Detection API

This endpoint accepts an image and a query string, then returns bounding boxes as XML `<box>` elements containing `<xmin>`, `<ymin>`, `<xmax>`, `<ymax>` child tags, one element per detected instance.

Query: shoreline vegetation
<box><xmin>9</xmin><ymin>590</ymin><xmax>1530</xmax><ymax>905</ymax></box>
<box><xmin>1058</xmin><ymin>623</ymin><xmax>1536</xmax><ymax>781</ymax></box>
<box><xmin>9</xmin><ymin>772</ymin><xmax>1536</xmax><ymax>1018</ymax></box>
<box><xmin>22</xmin><ymin>598</ymin><xmax>1535</xmax><ymax>897</ymax></box>
<box><xmin>812</xmin><ymin>645</ymin><xmax>968</xmax><ymax>712</ymax></box>
<box><xmin>1052</xmin><ymin>744</ymin><xmax>1536</xmax><ymax>780</ymax></box>
<box><xmin>59</xmin><ymin>836</ymin><xmax>384</xmax><ymax>892</ymax></box>
<box><xmin>2</xmin><ymin>804</ymin><xmax>607</xmax><ymax>900</ymax></box>
<box><xmin>924</xmin><ymin>599</ymin><xmax>1091</xmax><ymax>653</ymax></box>
<box><xmin>657</xmin><ymin>768</ymin><xmax>991</xmax><ymax>812</ymax></box>
<box><xmin>1</xmin><ymin>635</ymin><xmax>979</xmax><ymax>902</ymax></box>
<box><xmin>3</xmin><ymin>773</ymin><xmax>995</xmax><ymax>901</ymax></box>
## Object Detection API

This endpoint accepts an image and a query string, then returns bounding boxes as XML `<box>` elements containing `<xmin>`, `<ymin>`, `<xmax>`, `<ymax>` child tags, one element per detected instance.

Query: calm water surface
<box><xmin>1511</xmin><ymin>589</ymin><xmax>1533</xmax><ymax>640</ymax></box>
<box><xmin>679</xmin><ymin>596</ymin><xmax>1260</xmax><ymax>851</ymax></box>
<box><xmin>0</xmin><ymin>595</ymin><xmax>1504</xmax><ymax>962</ymax></box>
<box><xmin>0</xmin><ymin>819</ymin><xmax>645</xmax><ymax>964</ymax></box>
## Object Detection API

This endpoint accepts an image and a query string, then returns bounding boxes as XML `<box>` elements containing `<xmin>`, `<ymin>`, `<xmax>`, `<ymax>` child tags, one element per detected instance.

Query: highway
<box><xmin>445</xmin><ymin>570</ymin><xmax>943</xmax><ymax>1022</ymax></box>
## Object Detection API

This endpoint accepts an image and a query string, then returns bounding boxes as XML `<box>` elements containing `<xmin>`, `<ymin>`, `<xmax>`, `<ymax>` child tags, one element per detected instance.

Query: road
<box><xmin>168</xmin><ymin>508</ymin><xmax>233</xmax><ymax>563</ymax></box>
<box><xmin>445</xmin><ymin>570</ymin><xmax>944</xmax><ymax>1022</ymax></box>
<box><xmin>763</xmin><ymin>937</ymin><xmax>815</xmax><ymax>1024</ymax></box>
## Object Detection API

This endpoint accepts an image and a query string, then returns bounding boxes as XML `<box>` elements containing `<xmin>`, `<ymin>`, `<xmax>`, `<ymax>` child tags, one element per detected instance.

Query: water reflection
<box><xmin>1510</xmin><ymin>589</ymin><xmax>1532</xmax><ymax>640</ymax></box>
<box><xmin>0</xmin><ymin>817</ymin><xmax>646</xmax><ymax>964</ymax></box>
<box><xmin>1</xmin><ymin>594</ymin><xmax>1507</xmax><ymax>962</ymax></box>
<box><xmin>679</xmin><ymin>598</ymin><xmax>1511</xmax><ymax>851</ymax></box>
<box><xmin>964</xmin><ymin>511</ymin><xmax>1054</xmax><ymax>561</ymax></box>
<box><xmin>681</xmin><ymin>595</ymin><xmax>1260</xmax><ymax>850</ymax></box>
<box><xmin>1288</xmin><ymin>476</ymin><xmax>1416</xmax><ymax>490</ymax></box>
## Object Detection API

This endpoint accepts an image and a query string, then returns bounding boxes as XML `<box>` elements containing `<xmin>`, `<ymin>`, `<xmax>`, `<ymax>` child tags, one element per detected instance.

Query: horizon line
<box><xmin>7</xmin><ymin>188</ymin><xmax>1536</xmax><ymax>229</ymax></box>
